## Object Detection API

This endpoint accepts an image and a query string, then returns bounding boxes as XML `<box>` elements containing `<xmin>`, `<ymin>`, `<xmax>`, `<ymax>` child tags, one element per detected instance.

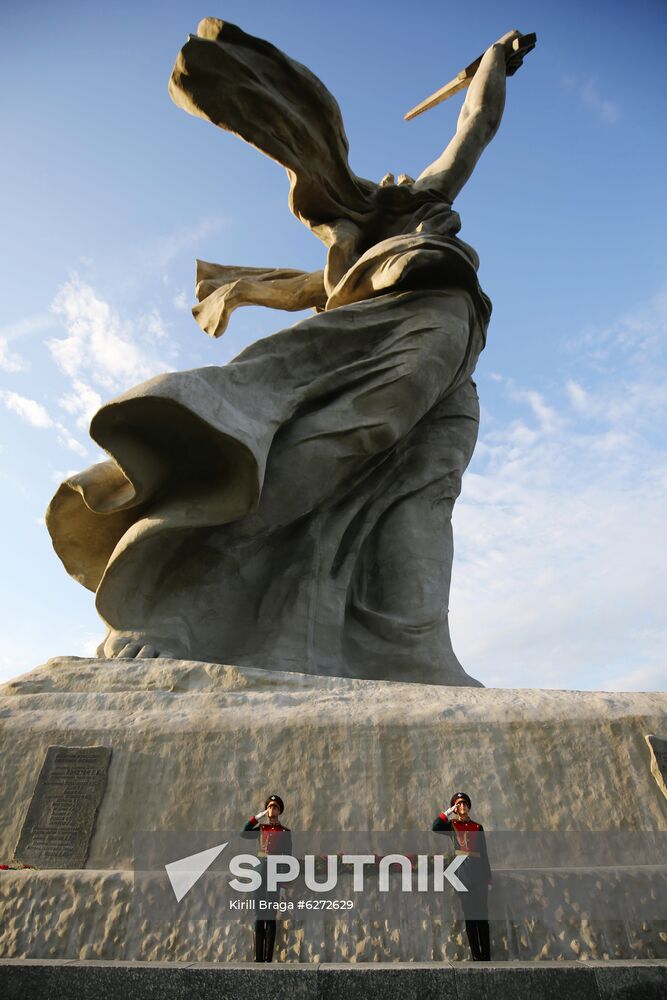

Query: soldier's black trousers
<box><xmin>464</xmin><ymin>918</ymin><xmax>491</xmax><ymax>961</ymax></box>
<box><xmin>254</xmin><ymin>918</ymin><xmax>277</xmax><ymax>962</ymax></box>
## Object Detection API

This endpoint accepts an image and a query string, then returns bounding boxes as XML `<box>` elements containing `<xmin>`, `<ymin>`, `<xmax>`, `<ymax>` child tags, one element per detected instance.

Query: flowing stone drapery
<box><xmin>47</xmin><ymin>19</ymin><xmax>494</xmax><ymax>685</ymax></box>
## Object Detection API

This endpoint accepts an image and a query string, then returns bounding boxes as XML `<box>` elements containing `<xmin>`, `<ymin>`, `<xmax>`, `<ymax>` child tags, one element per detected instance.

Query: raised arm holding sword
<box><xmin>404</xmin><ymin>30</ymin><xmax>537</xmax><ymax>203</ymax></box>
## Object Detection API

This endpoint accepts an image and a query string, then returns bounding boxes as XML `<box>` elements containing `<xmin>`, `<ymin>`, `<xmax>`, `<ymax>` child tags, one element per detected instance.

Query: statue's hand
<box><xmin>497</xmin><ymin>30</ymin><xmax>537</xmax><ymax>76</ymax></box>
<box><xmin>494</xmin><ymin>29</ymin><xmax>522</xmax><ymax>54</ymax></box>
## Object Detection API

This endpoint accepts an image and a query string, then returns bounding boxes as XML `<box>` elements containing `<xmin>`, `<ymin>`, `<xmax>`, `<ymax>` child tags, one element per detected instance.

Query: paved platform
<box><xmin>1</xmin><ymin>959</ymin><xmax>666</xmax><ymax>999</ymax></box>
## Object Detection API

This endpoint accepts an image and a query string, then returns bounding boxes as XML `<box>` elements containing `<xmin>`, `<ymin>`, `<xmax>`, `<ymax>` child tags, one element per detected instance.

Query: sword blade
<box><xmin>404</xmin><ymin>33</ymin><xmax>536</xmax><ymax>121</ymax></box>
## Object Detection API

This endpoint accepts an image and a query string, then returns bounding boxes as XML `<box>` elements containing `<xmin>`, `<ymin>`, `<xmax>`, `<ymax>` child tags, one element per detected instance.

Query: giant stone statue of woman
<box><xmin>46</xmin><ymin>20</ymin><xmax>534</xmax><ymax>686</ymax></box>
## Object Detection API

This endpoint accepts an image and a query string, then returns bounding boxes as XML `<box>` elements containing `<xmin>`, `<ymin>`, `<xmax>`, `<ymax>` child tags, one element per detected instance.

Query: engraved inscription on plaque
<box><xmin>645</xmin><ymin>734</ymin><xmax>667</xmax><ymax>802</ymax></box>
<box><xmin>14</xmin><ymin>745</ymin><xmax>112</xmax><ymax>868</ymax></box>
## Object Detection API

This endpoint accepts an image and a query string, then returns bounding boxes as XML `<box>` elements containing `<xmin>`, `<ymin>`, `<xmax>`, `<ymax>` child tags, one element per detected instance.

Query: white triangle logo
<box><xmin>165</xmin><ymin>842</ymin><xmax>228</xmax><ymax>902</ymax></box>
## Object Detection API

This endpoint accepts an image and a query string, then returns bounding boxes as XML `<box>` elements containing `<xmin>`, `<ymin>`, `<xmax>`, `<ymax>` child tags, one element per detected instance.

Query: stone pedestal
<box><xmin>1</xmin><ymin>657</ymin><xmax>666</xmax><ymax>961</ymax></box>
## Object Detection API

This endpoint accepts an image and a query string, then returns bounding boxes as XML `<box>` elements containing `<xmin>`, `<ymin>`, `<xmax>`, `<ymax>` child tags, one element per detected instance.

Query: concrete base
<box><xmin>2</xmin><ymin>659</ymin><xmax>666</xmax><ymax>964</ymax></box>
<box><xmin>2</xmin><ymin>959</ymin><xmax>667</xmax><ymax>1000</ymax></box>
<box><xmin>2</xmin><ymin>658</ymin><xmax>667</xmax><ymax>869</ymax></box>
<box><xmin>1</xmin><ymin>868</ymin><xmax>666</xmax><ymax>964</ymax></box>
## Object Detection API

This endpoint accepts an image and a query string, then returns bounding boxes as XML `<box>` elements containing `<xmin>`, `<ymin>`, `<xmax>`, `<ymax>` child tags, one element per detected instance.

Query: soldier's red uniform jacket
<box><xmin>242</xmin><ymin>816</ymin><xmax>292</xmax><ymax>857</ymax></box>
<box><xmin>432</xmin><ymin>812</ymin><xmax>492</xmax><ymax>885</ymax></box>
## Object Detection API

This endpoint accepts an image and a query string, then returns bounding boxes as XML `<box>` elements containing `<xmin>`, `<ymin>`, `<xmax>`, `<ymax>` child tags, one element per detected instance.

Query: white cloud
<box><xmin>562</xmin><ymin>74</ymin><xmax>620</xmax><ymax>124</ymax></box>
<box><xmin>106</xmin><ymin>217</ymin><xmax>226</xmax><ymax>299</ymax></box>
<box><xmin>568</xmin><ymin>290</ymin><xmax>667</xmax><ymax>365</ymax></box>
<box><xmin>144</xmin><ymin>308</ymin><xmax>169</xmax><ymax>342</ymax></box>
<box><xmin>0</xmin><ymin>313</ymin><xmax>57</xmax><ymax>342</ymax></box>
<box><xmin>145</xmin><ymin>218</ymin><xmax>224</xmax><ymax>272</ymax></box>
<box><xmin>503</xmin><ymin>381</ymin><xmax>563</xmax><ymax>435</ymax></box>
<box><xmin>59</xmin><ymin>379</ymin><xmax>103</xmax><ymax>430</ymax></box>
<box><xmin>57</xmin><ymin>430</ymin><xmax>87</xmax><ymax>456</ymax></box>
<box><xmin>48</xmin><ymin>275</ymin><xmax>175</xmax><ymax>393</ymax></box>
<box><xmin>451</xmin><ymin>364</ymin><xmax>667</xmax><ymax>690</ymax></box>
<box><xmin>0</xmin><ymin>338</ymin><xmax>28</xmax><ymax>373</ymax></box>
<box><xmin>0</xmin><ymin>390</ymin><xmax>86</xmax><ymax>455</ymax></box>
<box><xmin>50</xmin><ymin>467</ymin><xmax>85</xmax><ymax>483</ymax></box>
<box><xmin>0</xmin><ymin>390</ymin><xmax>53</xmax><ymax>428</ymax></box>
<box><xmin>79</xmin><ymin>631</ymin><xmax>102</xmax><ymax>657</ymax></box>
<box><xmin>565</xmin><ymin>379</ymin><xmax>588</xmax><ymax>411</ymax></box>
<box><xmin>173</xmin><ymin>290</ymin><xmax>189</xmax><ymax>311</ymax></box>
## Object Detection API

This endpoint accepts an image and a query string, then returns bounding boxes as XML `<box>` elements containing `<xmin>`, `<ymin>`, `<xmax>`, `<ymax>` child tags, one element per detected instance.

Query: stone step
<box><xmin>1</xmin><ymin>959</ymin><xmax>667</xmax><ymax>1000</ymax></box>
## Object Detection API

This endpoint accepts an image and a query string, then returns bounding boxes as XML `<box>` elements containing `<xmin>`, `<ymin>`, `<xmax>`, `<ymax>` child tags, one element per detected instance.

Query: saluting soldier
<box><xmin>433</xmin><ymin>791</ymin><xmax>492</xmax><ymax>961</ymax></box>
<box><xmin>242</xmin><ymin>794</ymin><xmax>292</xmax><ymax>962</ymax></box>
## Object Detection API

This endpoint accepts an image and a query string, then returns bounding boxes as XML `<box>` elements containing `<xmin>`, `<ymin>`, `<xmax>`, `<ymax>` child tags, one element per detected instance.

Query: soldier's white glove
<box><xmin>255</xmin><ymin>808</ymin><xmax>268</xmax><ymax>820</ymax></box>
<box><xmin>444</xmin><ymin>805</ymin><xmax>457</xmax><ymax>817</ymax></box>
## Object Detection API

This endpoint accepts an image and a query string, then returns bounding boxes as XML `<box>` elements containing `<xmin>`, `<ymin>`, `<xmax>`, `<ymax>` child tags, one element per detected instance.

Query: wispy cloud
<box><xmin>48</xmin><ymin>274</ymin><xmax>177</xmax><ymax>394</ymax></box>
<box><xmin>0</xmin><ymin>338</ymin><xmax>28</xmax><ymax>373</ymax></box>
<box><xmin>78</xmin><ymin>630</ymin><xmax>102</xmax><ymax>657</ymax></box>
<box><xmin>144</xmin><ymin>308</ymin><xmax>170</xmax><ymax>343</ymax></box>
<box><xmin>566</xmin><ymin>289</ymin><xmax>667</xmax><ymax>366</ymax></box>
<box><xmin>145</xmin><ymin>217</ymin><xmax>225</xmax><ymax>272</ymax></box>
<box><xmin>106</xmin><ymin>217</ymin><xmax>227</xmax><ymax>298</ymax></box>
<box><xmin>0</xmin><ymin>390</ymin><xmax>52</xmax><ymax>428</ymax></box>
<box><xmin>562</xmin><ymin>74</ymin><xmax>620</xmax><ymax>124</ymax></box>
<box><xmin>57</xmin><ymin>430</ymin><xmax>87</xmax><ymax>456</ymax></box>
<box><xmin>504</xmin><ymin>383</ymin><xmax>564</xmax><ymax>435</ymax></box>
<box><xmin>58</xmin><ymin>379</ymin><xmax>103</xmax><ymax>431</ymax></box>
<box><xmin>452</xmin><ymin>364</ymin><xmax>667</xmax><ymax>691</ymax></box>
<box><xmin>0</xmin><ymin>313</ymin><xmax>58</xmax><ymax>342</ymax></box>
<box><xmin>50</xmin><ymin>466</ymin><xmax>88</xmax><ymax>483</ymax></box>
<box><xmin>0</xmin><ymin>390</ymin><xmax>87</xmax><ymax>455</ymax></box>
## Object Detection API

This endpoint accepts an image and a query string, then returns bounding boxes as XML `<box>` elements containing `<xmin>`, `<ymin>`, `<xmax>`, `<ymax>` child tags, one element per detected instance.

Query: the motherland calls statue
<box><xmin>46</xmin><ymin>20</ymin><xmax>534</xmax><ymax>686</ymax></box>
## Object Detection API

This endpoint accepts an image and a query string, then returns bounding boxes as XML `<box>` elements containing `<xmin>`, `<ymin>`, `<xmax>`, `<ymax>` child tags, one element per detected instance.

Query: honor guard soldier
<box><xmin>242</xmin><ymin>794</ymin><xmax>292</xmax><ymax>962</ymax></box>
<box><xmin>433</xmin><ymin>791</ymin><xmax>492</xmax><ymax>961</ymax></box>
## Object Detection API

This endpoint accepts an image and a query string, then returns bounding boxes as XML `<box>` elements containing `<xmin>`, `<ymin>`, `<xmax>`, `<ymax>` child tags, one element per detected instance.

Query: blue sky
<box><xmin>1</xmin><ymin>0</ymin><xmax>666</xmax><ymax>689</ymax></box>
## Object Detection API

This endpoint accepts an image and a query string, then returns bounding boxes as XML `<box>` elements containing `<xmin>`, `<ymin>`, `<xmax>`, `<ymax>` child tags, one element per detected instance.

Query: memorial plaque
<box><xmin>14</xmin><ymin>745</ymin><xmax>112</xmax><ymax>868</ymax></box>
<box><xmin>645</xmin><ymin>734</ymin><xmax>667</xmax><ymax>802</ymax></box>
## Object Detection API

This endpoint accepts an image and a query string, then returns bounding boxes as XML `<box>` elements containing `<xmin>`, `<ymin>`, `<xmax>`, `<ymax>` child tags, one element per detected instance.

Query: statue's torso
<box><xmin>320</xmin><ymin>185</ymin><xmax>484</xmax><ymax>313</ymax></box>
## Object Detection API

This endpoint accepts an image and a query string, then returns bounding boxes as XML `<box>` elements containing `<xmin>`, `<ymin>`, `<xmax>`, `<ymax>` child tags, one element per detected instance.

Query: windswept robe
<box><xmin>47</xmin><ymin>19</ymin><xmax>490</xmax><ymax>685</ymax></box>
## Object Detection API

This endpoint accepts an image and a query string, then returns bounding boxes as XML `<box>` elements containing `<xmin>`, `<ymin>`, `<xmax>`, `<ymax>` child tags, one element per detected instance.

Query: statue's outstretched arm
<box><xmin>193</xmin><ymin>262</ymin><xmax>327</xmax><ymax>338</ymax></box>
<box><xmin>414</xmin><ymin>30</ymin><xmax>524</xmax><ymax>203</ymax></box>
